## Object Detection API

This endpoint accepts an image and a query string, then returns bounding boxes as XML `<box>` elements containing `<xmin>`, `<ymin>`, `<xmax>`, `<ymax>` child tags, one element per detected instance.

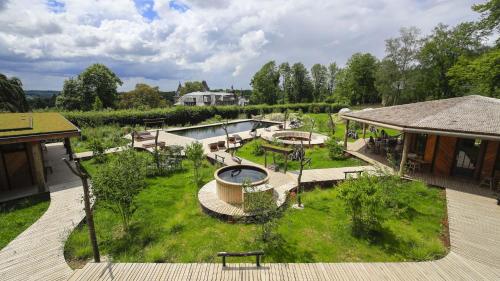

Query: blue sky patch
<box><xmin>134</xmin><ymin>0</ymin><xmax>158</xmax><ymax>20</ymax></box>
<box><xmin>169</xmin><ymin>0</ymin><xmax>189</xmax><ymax>13</ymax></box>
<box><xmin>47</xmin><ymin>0</ymin><xmax>65</xmax><ymax>13</ymax></box>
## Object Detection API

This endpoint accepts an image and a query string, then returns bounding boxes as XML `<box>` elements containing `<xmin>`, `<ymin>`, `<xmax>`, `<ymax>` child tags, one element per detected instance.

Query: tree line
<box><xmin>250</xmin><ymin>1</ymin><xmax>499</xmax><ymax>106</ymax></box>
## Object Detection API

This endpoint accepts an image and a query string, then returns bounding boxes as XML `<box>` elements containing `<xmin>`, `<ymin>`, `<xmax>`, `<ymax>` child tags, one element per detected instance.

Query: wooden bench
<box><xmin>214</xmin><ymin>154</ymin><xmax>225</xmax><ymax>165</ymax></box>
<box><xmin>344</xmin><ymin>170</ymin><xmax>363</xmax><ymax>179</ymax></box>
<box><xmin>217</xmin><ymin>251</ymin><xmax>264</xmax><ymax>267</ymax></box>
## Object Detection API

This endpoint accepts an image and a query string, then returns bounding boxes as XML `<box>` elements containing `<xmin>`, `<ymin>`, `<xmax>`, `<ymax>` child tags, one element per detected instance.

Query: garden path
<box><xmin>0</xmin><ymin>144</ymin><xmax>85</xmax><ymax>281</ymax></box>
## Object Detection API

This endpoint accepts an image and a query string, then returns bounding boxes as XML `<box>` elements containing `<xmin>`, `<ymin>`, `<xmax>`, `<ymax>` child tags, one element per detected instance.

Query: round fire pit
<box><xmin>214</xmin><ymin>165</ymin><xmax>270</xmax><ymax>205</ymax></box>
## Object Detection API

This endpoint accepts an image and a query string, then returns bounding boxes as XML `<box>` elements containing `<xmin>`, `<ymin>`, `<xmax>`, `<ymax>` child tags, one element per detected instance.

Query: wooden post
<box><xmin>362</xmin><ymin>124</ymin><xmax>367</xmax><ymax>140</ymax></box>
<box><xmin>29</xmin><ymin>142</ymin><xmax>46</xmax><ymax>192</ymax></box>
<box><xmin>284</xmin><ymin>153</ymin><xmax>288</xmax><ymax>174</ymax></box>
<box><xmin>131</xmin><ymin>131</ymin><xmax>135</xmax><ymax>148</ymax></box>
<box><xmin>264</xmin><ymin>150</ymin><xmax>267</xmax><ymax>168</ymax></box>
<box><xmin>63</xmin><ymin>159</ymin><xmax>100</xmax><ymax>262</ymax></box>
<box><xmin>399</xmin><ymin>133</ymin><xmax>410</xmax><ymax>176</ymax></box>
<box><xmin>64</xmin><ymin>138</ymin><xmax>74</xmax><ymax>160</ymax></box>
<box><xmin>343</xmin><ymin>119</ymin><xmax>350</xmax><ymax>151</ymax></box>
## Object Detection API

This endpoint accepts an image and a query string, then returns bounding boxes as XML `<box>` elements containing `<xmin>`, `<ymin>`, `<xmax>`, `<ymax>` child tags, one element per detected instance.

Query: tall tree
<box><xmin>327</xmin><ymin>62</ymin><xmax>340</xmax><ymax>96</ymax></box>
<box><xmin>290</xmin><ymin>62</ymin><xmax>313</xmax><ymax>103</ymax></box>
<box><xmin>79</xmin><ymin>64</ymin><xmax>122</xmax><ymax>110</ymax></box>
<box><xmin>57</xmin><ymin>64</ymin><xmax>122</xmax><ymax>110</ymax></box>
<box><xmin>179</xmin><ymin>81</ymin><xmax>206</xmax><ymax>96</ymax></box>
<box><xmin>279</xmin><ymin>62</ymin><xmax>292</xmax><ymax>104</ymax></box>
<box><xmin>448</xmin><ymin>47</ymin><xmax>500</xmax><ymax>98</ymax></box>
<box><xmin>250</xmin><ymin>61</ymin><xmax>280</xmax><ymax>104</ymax></box>
<box><xmin>375</xmin><ymin>27</ymin><xmax>422</xmax><ymax>105</ymax></box>
<box><xmin>472</xmin><ymin>0</ymin><xmax>500</xmax><ymax>41</ymax></box>
<box><xmin>56</xmin><ymin>78</ymin><xmax>82</xmax><ymax>110</ymax></box>
<box><xmin>311</xmin><ymin>64</ymin><xmax>328</xmax><ymax>102</ymax></box>
<box><xmin>418</xmin><ymin>23</ymin><xmax>482</xmax><ymax>99</ymax></box>
<box><xmin>118</xmin><ymin>83</ymin><xmax>167</xmax><ymax>109</ymax></box>
<box><xmin>0</xmin><ymin>74</ymin><xmax>30</xmax><ymax>112</ymax></box>
<box><xmin>335</xmin><ymin>53</ymin><xmax>379</xmax><ymax>104</ymax></box>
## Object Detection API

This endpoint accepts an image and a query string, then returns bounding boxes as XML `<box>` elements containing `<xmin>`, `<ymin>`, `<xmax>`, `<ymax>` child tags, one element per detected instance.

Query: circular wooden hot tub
<box><xmin>214</xmin><ymin>165</ymin><xmax>270</xmax><ymax>205</ymax></box>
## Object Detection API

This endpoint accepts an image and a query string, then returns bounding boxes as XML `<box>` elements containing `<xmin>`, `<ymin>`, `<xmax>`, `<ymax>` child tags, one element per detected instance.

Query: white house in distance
<box><xmin>175</xmin><ymin>91</ymin><xmax>248</xmax><ymax>106</ymax></box>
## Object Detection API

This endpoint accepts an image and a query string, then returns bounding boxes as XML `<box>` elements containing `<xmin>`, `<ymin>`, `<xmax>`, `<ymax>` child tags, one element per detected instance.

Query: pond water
<box><xmin>170</xmin><ymin>120</ymin><xmax>275</xmax><ymax>140</ymax></box>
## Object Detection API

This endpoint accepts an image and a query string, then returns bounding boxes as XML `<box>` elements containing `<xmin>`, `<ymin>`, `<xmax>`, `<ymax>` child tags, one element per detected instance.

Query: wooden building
<box><xmin>341</xmin><ymin>95</ymin><xmax>500</xmax><ymax>182</ymax></box>
<box><xmin>0</xmin><ymin>113</ymin><xmax>80</xmax><ymax>196</ymax></box>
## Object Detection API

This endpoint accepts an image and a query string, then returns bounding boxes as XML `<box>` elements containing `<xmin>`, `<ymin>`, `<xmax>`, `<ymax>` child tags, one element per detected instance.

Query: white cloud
<box><xmin>0</xmin><ymin>0</ymin><xmax>484</xmax><ymax>90</ymax></box>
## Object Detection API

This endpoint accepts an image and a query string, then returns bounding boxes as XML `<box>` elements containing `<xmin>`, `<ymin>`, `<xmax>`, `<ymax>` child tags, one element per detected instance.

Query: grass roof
<box><xmin>0</xmin><ymin>112</ymin><xmax>79</xmax><ymax>139</ymax></box>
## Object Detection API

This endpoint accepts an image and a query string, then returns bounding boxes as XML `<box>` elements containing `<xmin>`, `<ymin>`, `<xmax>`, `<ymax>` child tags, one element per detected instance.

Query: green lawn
<box><xmin>300</xmin><ymin>113</ymin><xmax>400</xmax><ymax>142</ymax></box>
<box><xmin>0</xmin><ymin>194</ymin><xmax>50</xmax><ymax>249</ymax></box>
<box><xmin>65</xmin><ymin>159</ymin><xmax>447</xmax><ymax>265</ymax></box>
<box><xmin>235</xmin><ymin>139</ymin><xmax>364</xmax><ymax>170</ymax></box>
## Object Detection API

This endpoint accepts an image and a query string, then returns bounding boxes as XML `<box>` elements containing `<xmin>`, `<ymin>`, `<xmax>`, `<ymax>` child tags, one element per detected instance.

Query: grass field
<box><xmin>299</xmin><ymin>113</ymin><xmax>400</xmax><ymax>142</ymax></box>
<box><xmin>235</xmin><ymin>139</ymin><xmax>364</xmax><ymax>170</ymax></box>
<box><xmin>0</xmin><ymin>194</ymin><xmax>50</xmax><ymax>249</ymax></box>
<box><xmin>65</xmin><ymin>159</ymin><xmax>447</xmax><ymax>266</ymax></box>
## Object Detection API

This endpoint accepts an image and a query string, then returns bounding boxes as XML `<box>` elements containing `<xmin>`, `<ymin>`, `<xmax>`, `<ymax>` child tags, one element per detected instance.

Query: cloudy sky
<box><xmin>0</xmin><ymin>0</ymin><xmax>483</xmax><ymax>91</ymax></box>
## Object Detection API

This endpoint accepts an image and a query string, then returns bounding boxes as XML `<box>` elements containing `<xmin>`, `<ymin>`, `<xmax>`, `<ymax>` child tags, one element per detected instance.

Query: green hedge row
<box><xmin>62</xmin><ymin>103</ymin><xmax>348</xmax><ymax>127</ymax></box>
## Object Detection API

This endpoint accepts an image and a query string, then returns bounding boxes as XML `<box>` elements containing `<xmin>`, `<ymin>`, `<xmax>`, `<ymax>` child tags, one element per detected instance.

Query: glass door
<box><xmin>453</xmin><ymin>138</ymin><xmax>481</xmax><ymax>178</ymax></box>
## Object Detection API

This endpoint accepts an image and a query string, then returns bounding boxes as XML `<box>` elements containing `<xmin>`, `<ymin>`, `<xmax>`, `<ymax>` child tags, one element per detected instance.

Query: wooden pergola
<box><xmin>261</xmin><ymin>144</ymin><xmax>293</xmax><ymax>173</ymax></box>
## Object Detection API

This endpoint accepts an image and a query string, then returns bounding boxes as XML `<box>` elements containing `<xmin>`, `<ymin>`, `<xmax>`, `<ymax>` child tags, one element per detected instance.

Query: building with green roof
<box><xmin>0</xmin><ymin>112</ymin><xmax>80</xmax><ymax>198</ymax></box>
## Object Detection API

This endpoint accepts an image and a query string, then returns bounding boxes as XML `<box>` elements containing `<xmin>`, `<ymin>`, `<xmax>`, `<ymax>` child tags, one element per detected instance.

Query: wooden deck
<box><xmin>69</xmin><ymin>184</ymin><xmax>500</xmax><ymax>280</ymax></box>
<box><xmin>0</xmin><ymin>144</ymin><xmax>85</xmax><ymax>281</ymax></box>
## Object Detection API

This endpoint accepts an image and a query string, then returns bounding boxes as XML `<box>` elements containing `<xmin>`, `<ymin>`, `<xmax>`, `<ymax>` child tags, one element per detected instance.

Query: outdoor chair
<box><xmin>134</xmin><ymin>131</ymin><xmax>155</xmax><ymax>141</ymax></box>
<box><xmin>217</xmin><ymin>140</ymin><xmax>226</xmax><ymax>150</ymax></box>
<box><xmin>233</xmin><ymin>134</ymin><xmax>243</xmax><ymax>143</ymax></box>
<box><xmin>208</xmin><ymin>142</ymin><xmax>219</xmax><ymax>152</ymax></box>
<box><xmin>228</xmin><ymin>136</ymin><xmax>236</xmax><ymax>144</ymax></box>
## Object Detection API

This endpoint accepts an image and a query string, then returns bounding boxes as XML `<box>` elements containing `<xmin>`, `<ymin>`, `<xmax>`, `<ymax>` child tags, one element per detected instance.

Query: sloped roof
<box><xmin>342</xmin><ymin>95</ymin><xmax>500</xmax><ymax>139</ymax></box>
<box><xmin>0</xmin><ymin>112</ymin><xmax>80</xmax><ymax>144</ymax></box>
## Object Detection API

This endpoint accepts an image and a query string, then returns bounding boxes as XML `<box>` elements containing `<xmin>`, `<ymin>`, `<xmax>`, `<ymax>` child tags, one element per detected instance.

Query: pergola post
<box><xmin>399</xmin><ymin>133</ymin><xmax>410</xmax><ymax>176</ymax></box>
<box><xmin>64</xmin><ymin>137</ymin><xmax>74</xmax><ymax>160</ymax></box>
<box><xmin>343</xmin><ymin>119</ymin><xmax>350</xmax><ymax>151</ymax></box>
<box><xmin>362</xmin><ymin>124</ymin><xmax>367</xmax><ymax>139</ymax></box>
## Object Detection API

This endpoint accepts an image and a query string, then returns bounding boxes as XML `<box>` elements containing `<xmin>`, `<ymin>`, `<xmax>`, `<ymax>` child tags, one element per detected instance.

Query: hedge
<box><xmin>62</xmin><ymin>103</ymin><xmax>348</xmax><ymax>127</ymax></box>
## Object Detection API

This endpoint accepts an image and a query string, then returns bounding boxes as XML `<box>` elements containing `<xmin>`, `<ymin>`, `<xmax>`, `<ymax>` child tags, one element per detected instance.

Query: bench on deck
<box><xmin>344</xmin><ymin>170</ymin><xmax>363</xmax><ymax>179</ymax></box>
<box><xmin>217</xmin><ymin>251</ymin><xmax>264</xmax><ymax>267</ymax></box>
<box><xmin>214</xmin><ymin>154</ymin><xmax>225</xmax><ymax>165</ymax></box>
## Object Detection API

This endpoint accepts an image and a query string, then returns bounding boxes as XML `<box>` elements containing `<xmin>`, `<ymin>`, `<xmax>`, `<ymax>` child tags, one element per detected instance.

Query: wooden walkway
<box><xmin>69</xmin><ymin>185</ymin><xmax>500</xmax><ymax>280</ymax></box>
<box><xmin>0</xmin><ymin>144</ymin><xmax>85</xmax><ymax>281</ymax></box>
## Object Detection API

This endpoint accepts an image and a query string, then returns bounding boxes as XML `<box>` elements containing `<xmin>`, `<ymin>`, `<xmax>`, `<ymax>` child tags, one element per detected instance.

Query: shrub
<box><xmin>337</xmin><ymin>174</ymin><xmax>388</xmax><ymax>237</ymax></box>
<box><xmin>63</xmin><ymin>103</ymin><xmax>348</xmax><ymax>127</ymax></box>
<box><xmin>325</xmin><ymin>136</ymin><xmax>344</xmax><ymax>160</ymax></box>
<box><xmin>89</xmin><ymin>138</ymin><xmax>106</xmax><ymax>163</ymax></box>
<box><xmin>185</xmin><ymin>141</ymin><xmax>205</xmax><ymax>187</ymax></box>
<box><xmin>250</xmin><ymin>140</ymin><xmax>265</xmax><ymax>156</ymax></box>
<box><xmin>91</xmin><ymin>149</ymin><xmax>148</xmax><ymax>232</ymax></box>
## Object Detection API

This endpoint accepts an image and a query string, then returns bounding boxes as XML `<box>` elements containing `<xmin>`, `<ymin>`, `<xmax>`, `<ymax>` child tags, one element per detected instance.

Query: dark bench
<box><xmin>344</xmin><ymin>170</ymin><xmax>363</xmax><ymax>179</ymax></box>
<box><xmin>214</xmin><ymin>154</ymin><xmax>225</xmax><ymax>165</ymax></box>
<box><xmin>217</xmin><ymin>251</ymin><xmax>264</xmax><ymax>267</ymax></box>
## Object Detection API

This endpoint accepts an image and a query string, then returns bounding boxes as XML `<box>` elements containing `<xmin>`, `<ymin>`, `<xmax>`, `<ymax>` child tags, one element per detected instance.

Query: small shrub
<box><xmin>89</xmin><ymin>138</ymin><xmax>106</xmax><ymax>163</ymax></box>
<box><xmin>250</xmin><ymin>140</ymin><xmax>265</xmax><ymax>156</ymax></box>
<box><xmin>91</xmin><ymin>149</ymin><xmax>148</xmax><ymax>232</ymax></box>
<box><xmin>185</xmin><ymin>141</ymin><xmax>205</xmax><ymax>187</ymax></box>
<box><xmin>337</xmin><ymin>174</ymin><xmax>388</xmax><ymax>237</ymax></box>
<box><xmin>325</xmin><ymin>136</ymin><xmax>345</xmax><ymax>160</ymax></box>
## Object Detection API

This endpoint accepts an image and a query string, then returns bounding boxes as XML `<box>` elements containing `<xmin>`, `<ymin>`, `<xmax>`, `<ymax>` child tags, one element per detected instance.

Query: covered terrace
<box><xmin>341</xmin><ymin>95</ymin><xmax>500</xmax><ymax>192</ymax></box>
